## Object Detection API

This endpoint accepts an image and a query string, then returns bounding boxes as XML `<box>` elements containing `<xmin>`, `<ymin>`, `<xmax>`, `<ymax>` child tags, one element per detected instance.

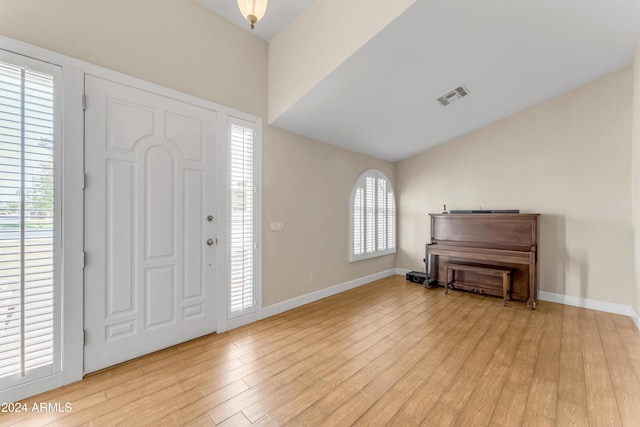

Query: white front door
<box><xmin>83</xmin><ymin>76</ymin><xmax>217</xmax><ymax>373</ymax></box>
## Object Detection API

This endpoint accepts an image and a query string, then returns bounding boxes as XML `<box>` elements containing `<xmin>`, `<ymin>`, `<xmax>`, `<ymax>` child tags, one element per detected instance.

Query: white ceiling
<box><xmin>201</xmin><ymin>0</ymin><xmax>640</xmax><ymax>162</ymax></box>
<box><xmin>196</xmin><ymin>0</ymin><xmax>314</xmax><ymax>41</ymax></box>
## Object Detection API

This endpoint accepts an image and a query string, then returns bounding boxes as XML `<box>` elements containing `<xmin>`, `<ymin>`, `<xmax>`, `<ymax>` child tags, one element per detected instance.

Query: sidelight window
<box><xmin>0</xmin><ymin>55</ymin><xmax>61</xmax><ymax>387</ymax></box>
<box><xmin>228</xmin><ymin>119</ymin><xmax>257</xmax><ymax>319</ymax></box>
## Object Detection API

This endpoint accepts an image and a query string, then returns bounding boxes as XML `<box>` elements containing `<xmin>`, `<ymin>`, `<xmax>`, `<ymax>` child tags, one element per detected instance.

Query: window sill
<box><xmin>350</xmin><ymin>248</ymin><xmax>396</xmax><ymax>262</ymax></box>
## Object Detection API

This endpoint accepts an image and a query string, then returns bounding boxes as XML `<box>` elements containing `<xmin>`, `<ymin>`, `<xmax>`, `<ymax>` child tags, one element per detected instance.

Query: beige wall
<box><xmin>397</xmin><ymin>67</ymin><xmax>634</xmax><ymax>306</ymax></box>
<box><xmin>632</xmin><ymin>44</ymin><xmax>640</xmax><ymax>314</ymax></box>
<box><xmin>263</xmin><ymin>128</ymin><xmax>395</xmax><ymax>306</ymax></box>
<box><xmin>0</xmin><ymin>0</ymin><xmax>395</xmax><ymax>309</ymax></box>
<box><xmin>268</xmin><ymin>0</ymin><xmax>416</xmax><ymax>123</ymax></box>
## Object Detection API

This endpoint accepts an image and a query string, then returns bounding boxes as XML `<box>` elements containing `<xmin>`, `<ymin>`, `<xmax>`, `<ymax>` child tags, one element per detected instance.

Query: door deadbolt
<box><xmin>207</xmin><ymin>238</ymin><xmax>214</xmax><ymax>246</ymax></box>
<box><xmin>207</xmin><ymin>215</ymin><xmax>214</xmax><ymax>222</ymax></box>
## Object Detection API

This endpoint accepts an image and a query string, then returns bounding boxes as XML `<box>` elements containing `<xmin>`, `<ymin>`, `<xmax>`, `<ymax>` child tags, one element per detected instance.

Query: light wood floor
<box><xmin>3</xmin><ymin>275</ymin><xmax>640</xmax><ymax>427</ymax></box>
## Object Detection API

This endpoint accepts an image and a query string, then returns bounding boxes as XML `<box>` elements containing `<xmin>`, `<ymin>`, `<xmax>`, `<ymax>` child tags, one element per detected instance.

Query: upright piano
<box><xmin>426</xmin><ymin>213</ymin><xmax>539</xmax><ymax>309</ymax></box>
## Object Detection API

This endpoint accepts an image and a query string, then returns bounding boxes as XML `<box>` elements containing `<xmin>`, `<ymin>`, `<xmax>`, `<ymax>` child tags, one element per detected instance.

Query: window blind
<box><xmin>351</xmin><ymin>170</ymin><xmax>396</xmax><ymax>261</ymax></box>
<box><xmin>0</xmin><ymin>60</ymin><xmax>57</xmax><ymax>381</ymax></box>
<box><xmin>229</xmin><ymin>123</ymin><xmax>256</xmax><ymax>318</ymax></box>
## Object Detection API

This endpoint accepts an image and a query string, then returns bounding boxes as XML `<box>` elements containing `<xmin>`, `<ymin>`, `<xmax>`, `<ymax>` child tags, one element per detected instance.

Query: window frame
<box><xmin>217</xmin><ymin>115</ymin><xmax>262</xmax><ymax>332</ymax></box>
<box><xmin>227</xmin><ymin>118</ymin><xmax>258</xmax><ymax>320</ymax></box>
<box><xmin>0</xmin><ymin>51</ymin><xmax>62</xmax><ymax>389</ymax></box>
<box><xmin>349</xmin><ymin>169</ymin><xmax>396</xmax><ymax>262</ymax></box>
<box><xmin>0</xmin><ymin>37</ymin><xmax>84</xmax><ymax>403</ymax></box>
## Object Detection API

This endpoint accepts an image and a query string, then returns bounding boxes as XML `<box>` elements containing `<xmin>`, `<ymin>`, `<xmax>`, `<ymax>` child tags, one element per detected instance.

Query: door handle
<box><xmin>207</xmin><ymin>238</ymin><xmax>214</xmax><ymax>246</ymax></box>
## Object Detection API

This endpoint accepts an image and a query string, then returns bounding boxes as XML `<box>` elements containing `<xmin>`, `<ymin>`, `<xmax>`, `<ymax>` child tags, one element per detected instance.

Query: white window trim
<box><xmin>349</xmin><ymin>169</ymin><xmax>396</xmax><ymax>262</ymax></box>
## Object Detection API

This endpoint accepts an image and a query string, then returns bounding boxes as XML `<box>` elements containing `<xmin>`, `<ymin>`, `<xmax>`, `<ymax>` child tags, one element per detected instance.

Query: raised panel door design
<box><xmin>106</xmin><ymin>160</ymin><xmax>135</xmax><ymax>318</ymax></box>
<box><xmin>144</xmin><ymin>266</ymin><xmax>175</xmax><ymax>329</ymax></box>
<box><xmin>184</xmin><ymin>171</ymin><xmax>204</xmax><ymax>300</ymax></box>
<box><xmin>84</xmin><ymin>76</ymin><xmax>217</xmax><ymax>373</ymax></box>
<box><xmin>145</xmin><ymin>147</ymin><xmax>175</xmax><ymax>260</ymax></box>
<box><xmin>165</xmin><ymin>112</ymin><xmax>204</xmax><ymax>162</ymax></box>
<box><xmin>106</xmin><ymin>99</ymin><xmax>154</xmax><ymax>152</ymax></box>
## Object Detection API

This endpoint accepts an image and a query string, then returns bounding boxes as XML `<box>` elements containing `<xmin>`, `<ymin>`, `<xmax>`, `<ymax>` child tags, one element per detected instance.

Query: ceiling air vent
<box><xmin>436</xmin><ymin>85</ymin><xmax>470</xmax><ymax>106</ymax></box>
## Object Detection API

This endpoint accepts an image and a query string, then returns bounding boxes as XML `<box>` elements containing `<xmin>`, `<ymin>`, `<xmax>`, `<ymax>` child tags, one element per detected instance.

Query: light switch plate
<box><xmin>270</xmin><ymin>221</ymin><xmax>285</xmax><ymax>231</ymax></box>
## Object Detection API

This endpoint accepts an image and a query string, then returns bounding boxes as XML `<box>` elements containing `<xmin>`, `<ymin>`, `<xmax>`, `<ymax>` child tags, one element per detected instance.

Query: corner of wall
<box><xmin>632</xmin><ymin>40</ymin><xmax>640</xmax><ymax>320</ymax></box>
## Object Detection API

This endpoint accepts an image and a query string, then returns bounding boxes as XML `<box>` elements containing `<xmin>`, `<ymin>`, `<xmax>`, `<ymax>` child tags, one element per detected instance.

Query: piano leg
<box><xmin>528</xmin><ymin>252</ymin><xmax>537</xmax><ymax>310</ymax></box>
<box><xmin>502</xmin><ymin>271</ymin><xmax>511</xmax><ymax>306</ymax></box>
<box><xmin>445</xmin><ymin>267</ymin><xmax>454</xmax><ymax>294</ymax></box>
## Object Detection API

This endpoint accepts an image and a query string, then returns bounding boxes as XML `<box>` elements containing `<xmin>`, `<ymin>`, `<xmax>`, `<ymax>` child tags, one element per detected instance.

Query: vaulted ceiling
<box><xmin>199</xmin><ymin>0</ymin><xmax>640</xmax><ymax>161</ymax></box>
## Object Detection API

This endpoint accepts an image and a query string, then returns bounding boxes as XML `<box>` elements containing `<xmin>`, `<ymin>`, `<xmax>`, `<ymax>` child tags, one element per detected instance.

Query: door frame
<box><xmin>0</xmin><ymin>35</ymin><xmax>262</xmax><ymax>402</ymax></box>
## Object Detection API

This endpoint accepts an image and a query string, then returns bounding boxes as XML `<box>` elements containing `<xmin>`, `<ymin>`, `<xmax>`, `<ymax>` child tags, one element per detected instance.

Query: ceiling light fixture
<box><xmin>237</xmin><ymin>0</ymin><xmax>268</xmax><ymax>30</ymax></box>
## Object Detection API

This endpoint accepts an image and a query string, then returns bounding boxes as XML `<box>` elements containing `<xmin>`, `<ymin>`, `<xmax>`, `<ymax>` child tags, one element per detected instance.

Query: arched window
<box><xmin>350</xmin><ymin>169</ymin><xmax>396</xmax><ymax>261</ymax></box>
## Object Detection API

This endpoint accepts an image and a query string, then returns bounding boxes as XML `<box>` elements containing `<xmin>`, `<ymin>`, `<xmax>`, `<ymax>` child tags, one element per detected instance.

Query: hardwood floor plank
<box><xmin>611</xmin><ymin>313</ymin><xmax>637</xmax><ymax>331</ymax></box>
<box><xmin>525</xmin><ymin>376</ymin><xmax>557</xmax><ymax>420</ymax></box>
<box><xmin>311</xmin><ymin>333</ymin><xmax>423</xmax><ymax>415</ymax></box>
<box><xmin>520</xmin><ymin>410</ymin><xmax>556</xmax><ymax>427</ymax></box>
<box><xmin>316</xmin><ymin>391</ymin><xmax>376</xmax><ymax>427</ymax></box>
<box><xmin>490</xmin><ymin>300</ymin><xmax>549</xmax><ymax>427</ymax></box>
<box><xmin>169</xmin><ymin>380</ymin><xmax>249</xmax><ymax>425</ymax></box>
<box><xmin>455</xmin><ymin>308</ymin><xmax>527</xmax><ymax>427</ymax></box>
<box><xmin>4</xmin><ymin>275</ymin><xmax>638</xmax><ymax>427</ymax></box>
<box><xmin>4</xmin><ymin>391</ymin><xmax>106</xmax><ymax>427</ymax></box>
<box><xmin>42</xmin><ymin>390</ymin><xmax>139</xmax><ymax>427</ymax></box>
<box><xmin>149</xmin><ymin>415</ymin><xmax>179</xmax><ymax>426</ymax></box>
<box><xmin>574</xmin><ymin>307</ymin><xmax>624</xmax><ymax>427</ymax></box>
<box><xmin>437</xmin><ymin>305</ymin><xmax>514</xmax><ymax>412</ymax></box>
<box><xmin>179</xmin><ymin>413</ymin><xmax>214</xmax><ymax>427</ymax></box>
<box><xmin>353</xmin><ymin>293</ymin><xmax>491</xmax><ymax>426</ymax></box>
<box><xmin>524</xmin><ymin>303</ymin><xmax>563</xmax><ymax>422</ymax></box>
<box><xmin>93</xmin><ymin>386</ymin><xmax>201</xmax><ymax>427</ymax></box>
<box><xmin>556</xmin><ymin>396</ymin><xmax>590</xmax><ymax>427</ymax></box>
<box><xmin>283</xmin><ymin>403</ymin><xmax>330</xmax><ymax>426</ymax></box>
<box><xmin>216</xmin><ymin>411</ymin><xmax>251</xmax><ymax>427</ymax></box>
<box><xmin>582</xmin><ymin>363</ymin><xmax>623</xmax><ymax>426</ymax></box>
<box><xmin>240</xmin><ymin>380</ymin><xmax>307</xmax><ymax>423</ymax></box>
<box><xmin>420</xmin><ymin>401</ymin><xmax>458</xmax><ymax>427</ymax></box>
<box><xmin>296</xmin><ymin>355</ymin><xmax>370</xmax><ymax>389</ymax></box>
<box><xmin>597</xmin><ymin>309</ymin><xmax>640</xmax><ymax>427</ymax></box>
<box><xmin>206</xmin><ymin>380</ymin><xmax>280</xmax><ymax>425</ymax></box>
<box><xmin>386</xmin><ymin>301</ymin><xmax>494</xmax><ymax>426</ymax></box>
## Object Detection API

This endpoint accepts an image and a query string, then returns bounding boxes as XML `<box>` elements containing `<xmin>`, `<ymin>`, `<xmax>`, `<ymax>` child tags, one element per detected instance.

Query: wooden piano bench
<box><xmin>443</xmin><ymin>262</ymin><xmax>513</xmax><ymax>306</ymax></box>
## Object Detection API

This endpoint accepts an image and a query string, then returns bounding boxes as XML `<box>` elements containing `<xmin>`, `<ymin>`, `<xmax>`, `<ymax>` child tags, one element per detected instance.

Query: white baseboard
<box><xmin>539</xmin><ymin>291</ymin><xmax>640</xmax><ymax>329</ymax></box>
<box><xmin>632</xmin><ymin>306</ymin><xmax>640</xmax><ymax>331</ymax></box>
<box><xmin>261</xmin><ymin>269</ymin><xmax>397</xmax><ymax>319</ymax></box>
